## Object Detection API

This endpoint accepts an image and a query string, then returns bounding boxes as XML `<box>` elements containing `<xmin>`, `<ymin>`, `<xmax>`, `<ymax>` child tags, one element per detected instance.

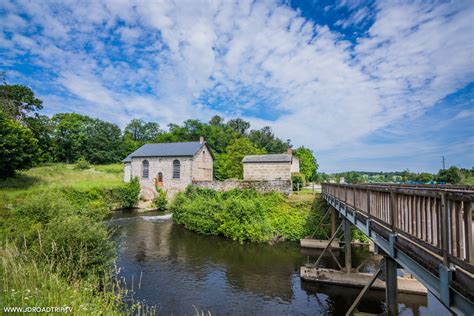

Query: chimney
<box><xmin>199</xmin><ymin>136</ymin><xmax>204</xmax><ymax>144</ymax></box>
<box><xmin>287</xmin><ymin>148</ymin><xmax>293</xmax><ymax>155</ymax></box>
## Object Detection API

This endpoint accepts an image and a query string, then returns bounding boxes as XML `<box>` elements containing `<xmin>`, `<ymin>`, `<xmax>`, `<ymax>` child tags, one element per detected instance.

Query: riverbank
<box><xmin>0</xmin><ymin>163</ymin><xmax>147</xmax><ymax>314</ymax></box>
<box><xmin>171</xmin><ymin>186</ymin><xmax>328</xmax><ymax>243</ymax></box>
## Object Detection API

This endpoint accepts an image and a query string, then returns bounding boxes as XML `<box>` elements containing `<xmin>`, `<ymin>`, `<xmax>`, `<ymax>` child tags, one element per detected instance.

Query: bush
<box><xmin>74</xmin><ymin>157</ymin><xmax>91</xmax><ymax>170</ymax></box>
<box><xmin>171</xmin><ymin>186</ymin><xmax>319</xmax><ymax>243</ymax></box>
<box><xmin>291</xmin><ymin>172</ymin><xmax>306</xmax><ymax>191</ymax></box>
<box><xmin>153</xmin><ymin>188</ymin><xmax>168</xmax><ymax>211</ymax></box>
<box><xmin>114</xmin><ymin>177</ymin><xmax>140</xmax><ymax>209</ymax></box>
<box><xmin>33</xmin><ymin>216</ymin><xmax>115</xmax><ymax>279</ymax></box>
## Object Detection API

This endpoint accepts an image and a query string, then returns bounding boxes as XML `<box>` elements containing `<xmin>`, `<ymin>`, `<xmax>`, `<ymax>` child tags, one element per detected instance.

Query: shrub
<box><xmin>171</xmin><ymin>186</ymin><xmax>320</xmax><ymax>243</ymax></box>
<box><xmin>33</xmin><ymin>216</ymin><xmax>116</xmax><ymax>279</ymax></box>
<box><xmin>153</xmin><ymin>188</ymin><xmax>168</xmax><ymax>211</ymax></box>
<box><xmin>114</xmin><ymin>177</ymin><xmax>140</xmax><ymax>209</ymax></box>
<box><xmin>291</xmin><ymin>172</ymin><xmax>306</xmax><ymax>191</ymax></box>
<box><xmin>74</xmin><ymin>157</ymin><xmax>91</xmax><ymax>170</ymax></box>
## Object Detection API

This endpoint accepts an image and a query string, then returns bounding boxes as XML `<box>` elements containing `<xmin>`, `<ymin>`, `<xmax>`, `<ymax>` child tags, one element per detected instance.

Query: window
<box><xmin>158</xmin><ymin>172</ymin><xmax>163</xmax><ymax>182</ymax></box>
<box><xmin>173</xmin><ymin>160</ymin><xmax>180</xmax><ymax>179</ymax></box>
<box><xmin>142</xmin><ymin>160</ymin><xmax>149</xmax><ymax>178</ymax></box>
<box><xmin>202</xmin><ymin>150</ymin><xmax>206</xmax><ymax>162</ymax></box>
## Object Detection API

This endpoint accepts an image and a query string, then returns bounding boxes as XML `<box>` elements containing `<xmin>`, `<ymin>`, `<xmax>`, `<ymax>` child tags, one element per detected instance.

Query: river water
<box><xmin>109</xmin><ymin>211</ymin><xmax>438</xmax><ymax>315</ymax></box>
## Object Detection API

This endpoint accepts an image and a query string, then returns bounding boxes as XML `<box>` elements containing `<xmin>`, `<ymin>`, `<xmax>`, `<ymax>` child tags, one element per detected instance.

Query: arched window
<box><xmin>142</xmin><ymin>160</ymin><xmax>149</xmax><ymax>178</ymax></box>
<box><xmin>157</xmin><ymin>172</ymin><xmax>163</xmax><ymax>183</ymax></box>
<box><xmin>173</xmin><ymin>160</ymin><xmax>180</xmax><ymax>179</ymax></box>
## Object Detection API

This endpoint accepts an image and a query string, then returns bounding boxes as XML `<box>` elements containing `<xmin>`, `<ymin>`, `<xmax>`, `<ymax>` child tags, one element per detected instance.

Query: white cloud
<box><xmin>0</xmin><ymin>0</ymin><xmax>473</xmax><ymax>171</ymax></box>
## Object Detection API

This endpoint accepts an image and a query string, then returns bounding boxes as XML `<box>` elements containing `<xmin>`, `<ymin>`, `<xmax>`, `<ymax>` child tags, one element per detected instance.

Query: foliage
<box><xmin>114</xmin><ymin>177</ymin><xmax>140</xmax><ymax>209</ymax></box>
<box><xmin>0</xmin><ymin>83</ymin><xmax>43</xmax><ymax>121</ymax></box>
<box><xmin>75</xmin><ymin>157</ymin><xmax>91</xmax><ymax>170</ymax></box>
<box><xmin>153</xmin><ymin>187</ymin><xmax>168</xmax><ymax>211</ymax></box>
<box><xmin>0</xmin><ymin>163</ymin><xmax>123</xmax><ymax>212</ymax></box>
<box><xmin>1</xmin><ymin>244</ymin><xmax>129</xmax><ymax>315</ymax></box>
<box><xmin>0</xmin><ymin>111</ymin><xmax>39</xmax><ymax>178</ymax></box>
<box><xmin>24</xmin><ymin>115</ymin><xmax>55</xmax><ymax>162</ymax></box>
<box><xmin>124</xmin><ymin>118</ymin><xmax>162</xmax><ymax>142</ymax></box>
<box><xmin>215</xmin><ymin>138</ymin><xmax>266</xmax><ymax>179</ymax></box>
<box><xmin>52</xmin><ymin>113</ymin><xmax>123</xmax><ymax>164</ymax></box>
<box><xmin>436</xmin><ymin>166</ymin><xmax>462</xmax><ymax>184</ymax></box>
<box><xmin>171</xmin><ymin>186</ymin><xmax>320</xmax><ymax>243</ymax></box>
<box><xmin>248</xmin><ymin>126</ymin><xmax>290</xmax><ymax>153</ymax></box>
<box><xmin>291</xmin><ymin>172</ymin><xmax>306</xmax><ymax>191</ymax></box>
<box><xmin>293</xmin><ymin>146</ymin><xmax>318</xmax><ymax>181</ymax></box>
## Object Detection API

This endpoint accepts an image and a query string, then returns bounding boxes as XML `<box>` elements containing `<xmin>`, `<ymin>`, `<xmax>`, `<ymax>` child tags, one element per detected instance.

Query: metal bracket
<box><xmin>388</xmin><ymin>233</ymin><xmax>397</xmax><ymax>258</ymax></box>
<box><xmin>439</xmin><ymin>264</ymin><xmax>454</xmax><ymax>307</ymax></box>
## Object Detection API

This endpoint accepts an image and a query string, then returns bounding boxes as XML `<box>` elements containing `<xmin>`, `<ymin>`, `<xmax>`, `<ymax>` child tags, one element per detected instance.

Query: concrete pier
<box><xmin>300</xmin><ymin>266</ymin><xmax>427</xmax><ymax>295</ymax></box>
<box><xmin>300</xmin><ymin>238</ymin><xmax>342</xmax><ymax>249</ymax></box>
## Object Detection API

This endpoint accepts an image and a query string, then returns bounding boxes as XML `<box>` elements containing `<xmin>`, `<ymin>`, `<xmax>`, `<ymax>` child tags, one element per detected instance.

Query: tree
<box><xmin>0</xmin><ymin>84</ymin><xmax>43</xmax><ymax>121</ymax></box>
<box><xmin>24</xmin><ymin>115</ymin><xmax>55</xmax><ymax>163</ymax></box>
<box><xmin>84</xmin><ymin>119</ymin><xmax>123</xmax><ymax>164</ymax></box>
<box><xmin>51</xmin><ymin>113</ymin><xmax>91</xmax><ymax>163</ymax></box>
<box><xmin>124</xmin><ymin>119</ymin><xmax>162</xmax><ymax>142</ymax></box>
<box><xmin>437</xmin><ymin>167</ymin><xmax>461</xmax><ymax>184</ymax></box>
<box><xmin>0</xmin><ymin>111</ymin><xmax>39</xmax><ymax>177</ymax></box>
<box><xmin>227</xmin><ymin>118</ymin><xmax>250</xmax><ymax>135</ymax></box>
<box><xmin>248</xmin><ymin>126</ymin><xmax>290</xmax><ymax>153</ymax></box>
<box><xmin>214</xmin><ymin>138</ymin><xmax>266</xmax><ymax>179</ymax></box>
<box><xmin>293</xmin><ymin>146</ymin><xmax>318</xmax><ymax>181</ymax></box>
<box><xmin>209</xmin><ymin>115</ymin><xmax>224</xmax><ymax>126</ymax></box>
<box><xmin>416</xmin><ymin>172</ymin><xmax>433</xmax><ymax>183</ymax></box>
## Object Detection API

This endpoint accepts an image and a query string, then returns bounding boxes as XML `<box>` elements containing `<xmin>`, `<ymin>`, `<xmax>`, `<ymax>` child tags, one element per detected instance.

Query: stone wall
<box><xmin>124</xmin><ymin>162</ymin><xmax>131</xmax><ymax>182</ymax></box>
<box><xmin>191</xmin><ymin>146</ymin><xmax>213</xmax><ymax>181</ymax></box>
<box><xmin>290</xmin><ymin>157</ymin><xmax>300</xmax><ymax>173</ymax></box>
<box><xmin>192</xmin><ymin>179</ymin><xmax>292</xmax><ymax>195</ymax></box>
<box><xmin>243</xmin><ymin>162</ymin><xmax>292</xmax><ymax>181</ymax></box>
<box><xmin>130</xmin><ymin>156</ymin><xmax>194</xmax><ymax>199</ymax></box>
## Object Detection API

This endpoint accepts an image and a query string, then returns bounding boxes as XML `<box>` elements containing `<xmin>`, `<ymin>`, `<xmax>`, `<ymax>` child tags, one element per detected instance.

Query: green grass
<box><xmin>0</xmin><ymin>163</ymin><xmax>123</xmax><ymax>211</ymax></box>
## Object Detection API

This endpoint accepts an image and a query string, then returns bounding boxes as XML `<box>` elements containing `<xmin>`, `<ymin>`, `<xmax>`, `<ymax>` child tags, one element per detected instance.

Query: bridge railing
<box><xmin>322</xmin><ymin>183</ymin><xmax>474</xmax><ymax>269</ymax></box>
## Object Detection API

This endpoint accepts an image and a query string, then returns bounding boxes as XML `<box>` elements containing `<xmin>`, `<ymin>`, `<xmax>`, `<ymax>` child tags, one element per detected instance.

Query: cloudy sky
<box><xmin>1</xmin><ymin>0</ymin><xmax>473</xmax><ymax>172</ymax></box>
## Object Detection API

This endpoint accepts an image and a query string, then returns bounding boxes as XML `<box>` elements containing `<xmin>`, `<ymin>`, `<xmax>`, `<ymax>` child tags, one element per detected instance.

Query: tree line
<box><xmin>319</xmin><ymin>168</ymin><xmax>474</xmax><ymax>185</ymax></box>
<box><xmin>0</xmin><ymin>80</ymin><xmax>318</xmax><ymax>180</ymax></box>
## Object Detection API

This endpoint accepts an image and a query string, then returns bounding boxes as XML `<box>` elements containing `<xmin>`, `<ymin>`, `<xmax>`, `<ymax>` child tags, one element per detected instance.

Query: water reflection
<box><xmin>110</xmin><ymin>212</ymin><xmax>428</xmax><ymax>315</ymax></box>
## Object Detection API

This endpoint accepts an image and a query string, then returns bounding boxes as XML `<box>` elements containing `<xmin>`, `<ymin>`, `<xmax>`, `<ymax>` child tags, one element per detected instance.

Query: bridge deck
<box><xmin>322</xmin><ymin>183</ymin><xmax>474</xmax><ymax>315</ymax></box>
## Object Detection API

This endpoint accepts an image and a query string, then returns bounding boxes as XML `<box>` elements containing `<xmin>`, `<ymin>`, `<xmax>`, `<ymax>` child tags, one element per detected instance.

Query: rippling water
<box><xmin>109</xmin><ymin>211</ymin><xmax>437</xmax><ymax>315</ymax></box>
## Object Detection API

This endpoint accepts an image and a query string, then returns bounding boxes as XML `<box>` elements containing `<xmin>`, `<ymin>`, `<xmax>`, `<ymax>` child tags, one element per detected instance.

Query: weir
<box><xmin>301</xmin><ymin>183</ymin><xmax>474</xmax><ymax>315</ymax></box>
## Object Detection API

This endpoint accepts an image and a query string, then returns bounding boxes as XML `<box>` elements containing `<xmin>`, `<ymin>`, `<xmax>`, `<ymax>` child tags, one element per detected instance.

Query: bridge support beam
<box><xmin>330</xmin><ymin>206</ymin><xmax>337</xmax><ymax>236</ymax></box>
<box><xmin>385</xmin><ymin>256</ymin><xmax>398</xmax><ymax>316</ymax></box>
<box><xmin>344</xmin><ymin>218</ymin><xmax>352</xmax><ymax>272</ymax></box>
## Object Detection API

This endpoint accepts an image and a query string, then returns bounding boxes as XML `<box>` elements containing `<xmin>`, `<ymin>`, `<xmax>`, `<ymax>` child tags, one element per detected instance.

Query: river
<box><xmin>109</xmin><ymin>211</ymin><xmax>442</xmax><ymax>315</ymax></box>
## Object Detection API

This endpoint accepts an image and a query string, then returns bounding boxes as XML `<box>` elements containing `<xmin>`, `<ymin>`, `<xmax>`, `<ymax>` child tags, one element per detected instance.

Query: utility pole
<box><xmin>442</xmin><ymin>156</ymin><xmax>446</xmax><ymax>170</ymax></box>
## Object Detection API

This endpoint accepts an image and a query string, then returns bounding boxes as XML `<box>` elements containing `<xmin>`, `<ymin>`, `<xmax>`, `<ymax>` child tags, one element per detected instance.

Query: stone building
<box><xmin>123</xmin><ymin>137</ymin><xmax>213</xmax><ymax>199</ymax></box>
<box><xmin>242</xmin><ymin>149</ymin><xmax>299</xmax><ymax>181</ymax></box>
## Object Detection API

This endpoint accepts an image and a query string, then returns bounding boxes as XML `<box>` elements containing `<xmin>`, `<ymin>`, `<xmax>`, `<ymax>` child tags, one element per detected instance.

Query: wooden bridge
<box><xmin>316</xmin><ymin>183</ymin><xmax>473</xmax><ymax>315</ymax></box>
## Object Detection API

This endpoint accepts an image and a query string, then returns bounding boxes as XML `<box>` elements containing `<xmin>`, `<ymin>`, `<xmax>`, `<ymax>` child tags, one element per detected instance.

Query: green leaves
<box><xmin>170</xmin><ymin>187</ymin><xmax>317</xmax><ymax>243</ymax></box>
<box><xmin>293</xmin><ymin>146</ymin><xmax>318</xmax><ymax>181</ymax></box>
<box><xmin>0</xmin><ymin>111</ymin><xmax>40</xmax><ymax>177</ymax></box>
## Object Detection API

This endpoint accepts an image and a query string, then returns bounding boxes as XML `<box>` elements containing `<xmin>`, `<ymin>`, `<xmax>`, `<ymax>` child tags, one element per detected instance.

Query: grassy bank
<box><xmin>0</xmin><ymin>163</ymin><xmax>147</xmax><ymax>314</ymax></box>
<box><xmin>0</xmin><ymin>163</ymin><xmax>123</xmax><ymax>211</ymax></box>
<box><xmin>171</xmin><ymin>186</ymin><xmax>329</xmax><ymax>243</ymax></box>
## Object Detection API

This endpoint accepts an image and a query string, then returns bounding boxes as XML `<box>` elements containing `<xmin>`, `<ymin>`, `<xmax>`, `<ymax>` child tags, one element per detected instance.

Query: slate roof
<box><xmin>242</xmin><ymin>154</ymin><xmax>293</xmax><ymax>163</ymax></box>
<box><xmin>123</xmin><ymin>141</ymin><xmax>207</xmax><ymax>162</ymax></box>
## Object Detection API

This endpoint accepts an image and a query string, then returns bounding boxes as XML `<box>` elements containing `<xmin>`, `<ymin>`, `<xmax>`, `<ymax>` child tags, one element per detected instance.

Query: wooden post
<box><xmin>344</xmin><ymin>218</ymin><xmax>352</xmax><ymax>272</ymax></box>
<box><xmin>464</xmin><ymin>202</ymin><xmax>473</xmax><ymax>263</ymax></box>
<box><xmin>385</xmin><ymin>257</ymin><xmax>399</xmax><ymax>316</ymax></box>
<box><xmin>367</xmin><ymin>188</ymin><xmax>371</xmax><ymax>218</ymax></box>
<box><xmin>441</xmin><ymin>193</ymin><xmax>449</xmax><ymax>266</ymax></box>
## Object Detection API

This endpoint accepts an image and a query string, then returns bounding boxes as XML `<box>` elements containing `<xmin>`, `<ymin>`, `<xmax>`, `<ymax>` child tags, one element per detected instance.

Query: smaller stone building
<box><xmin>242</xmin><ymin>149</ymin><xmax>299</xmax><ymax>181</ymax></box>
<box><xmin>123</xmin><ymin>138</ymin><xmax>213</xmax><ymax>199</ymax></box>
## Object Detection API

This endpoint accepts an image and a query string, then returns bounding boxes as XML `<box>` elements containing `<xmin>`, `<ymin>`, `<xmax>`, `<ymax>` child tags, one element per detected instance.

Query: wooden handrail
<box><xmin>322</xmin><ymin>183</ymin><xmax>474</xmax><ymax>265</ymax></box>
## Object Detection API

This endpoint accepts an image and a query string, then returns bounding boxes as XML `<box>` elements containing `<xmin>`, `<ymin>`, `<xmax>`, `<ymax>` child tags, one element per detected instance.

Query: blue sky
<box><xmin>0</xmin><ymin>0</ymin><xmax>473</xmax><ymax>173</ymax></box>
